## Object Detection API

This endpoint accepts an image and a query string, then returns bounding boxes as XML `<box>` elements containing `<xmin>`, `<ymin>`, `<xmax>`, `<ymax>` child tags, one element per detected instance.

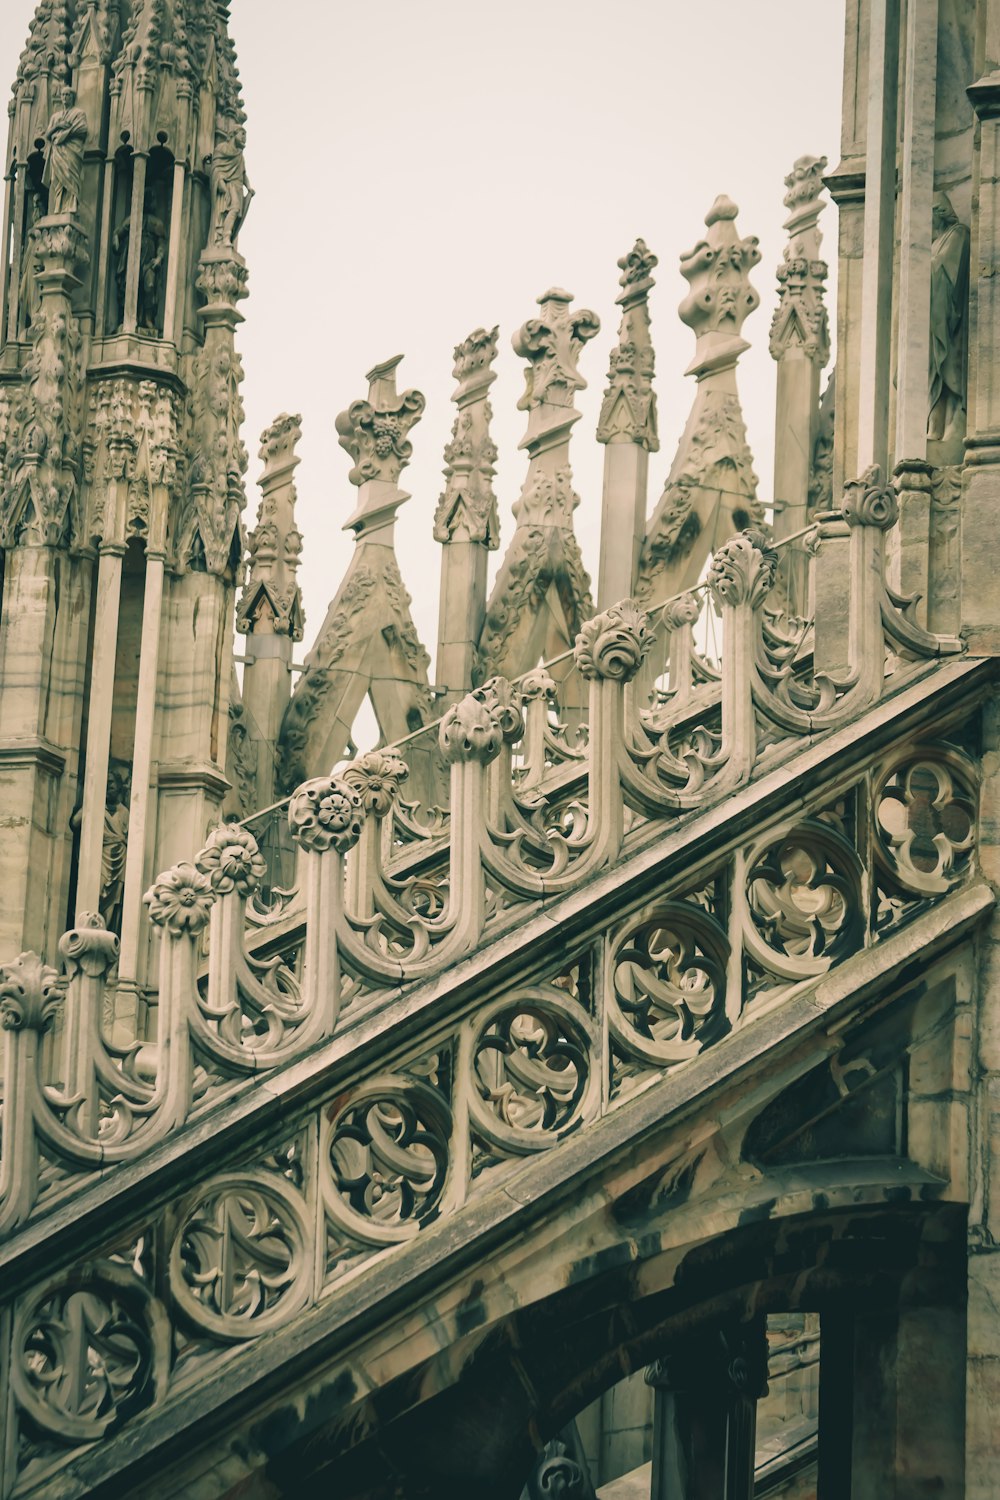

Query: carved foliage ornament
<box><xmin>842</xmin><ymin>465</ymin><xmax>899</xmax><ymax>530</ymax></box>
<box><xmin>439</xmin><ymin>690</ymin><xmax>504</xmax><ymax>765</ymax></box>
<box><xmin>335</xmin><ymin>388</ymin><xmax>426</xmax><ymax>487</ymax></box>
<box><xmin>574</xmin><ymin>599</ymin><xmax>651</xmax><ymax>681</ymax></box>
<box><xmin>707</xmin><ymin>529</ymin><xmax>777</xmax><ymax>610</ymax></box>
<box><xmin>513</xmin><ymin>289</ymin><xmax>600</xmax><ymax>411</ymax></box>
<box><xmin>0</xmin><ymin>951</ymin><xmax>62</xmax><ymax>1032</ymax></box>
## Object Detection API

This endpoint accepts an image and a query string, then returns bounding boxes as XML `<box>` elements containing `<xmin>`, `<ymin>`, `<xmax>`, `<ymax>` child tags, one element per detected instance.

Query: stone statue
<box><xmin>112</xmin><ymin>194</ymin><xmax>167</xmax><ymax>332</ymax></box>
<box><xmin>207</xmin><ymin>125</ymin><xmax>253</xmax><ymax>248</ymax></box>
<box><xmin>42</xmin><ymin>86</ymin><xmax>88</xmax><ymax>217</ymax></box>
<box><xmin>928</xmin><ymin>192</ymin><xmax>970</xmax><ymax>444</ymax></box>
<box><xmin>100</xmin><ymin>763</ymin><xmax>131</xmax><ymax>933</ymax></box>
<box><xmin>17</xmin><ymin>190</ymin><xmax>43</xmax><ymax>330</ymax></box>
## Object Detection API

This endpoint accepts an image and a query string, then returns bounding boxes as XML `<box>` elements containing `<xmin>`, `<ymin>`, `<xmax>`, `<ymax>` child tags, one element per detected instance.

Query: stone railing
<box><xmin>0</xmin><ymin>471</ymin><xmax>969</xmax><ymax>1244</ymax></box>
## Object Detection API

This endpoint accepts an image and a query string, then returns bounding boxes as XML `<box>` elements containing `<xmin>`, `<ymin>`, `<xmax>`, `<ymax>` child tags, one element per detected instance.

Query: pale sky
<box><xmin>2</xmin><ymin>0</ymin><xmax>846</xmax><ymax>686</ymax></box>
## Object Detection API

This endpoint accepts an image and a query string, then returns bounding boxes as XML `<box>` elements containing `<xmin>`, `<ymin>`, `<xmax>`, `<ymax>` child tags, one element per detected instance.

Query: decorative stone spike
<box><xmin>434</xmin><ymin>329</ymin><xmax>501</xmax><ymax>704</ymax></box>
<box><xmin>597</xmin><ymin>238</ymin><xmax>659</xmax><ymax>607</ymax></box>
<box><xmin>637</xmin><ymin>197</ymin><xmax>764</xmax><ymax>648</ymax></box>
<box><xmin>477</xmin><ymin>290</ymin><xmax>598</xmax><ymax>696</ymax></box>
<box><xmin>597</xmin><ymin>239</ymin><xmax>659</xmax><ymax>451</ymax></box>
<box><xmin>238</xmin><ymin>414</ymin><xmax>305</xmax><ymax>642</ymax></box>
<box><xmin>276</xmin><ymin>355</ymin><xmax>433</xmax><ymax>794</ymax></box>
<box><xmin>770</xmin><ymin>154</ymin><xmax>830</xmax><ymax>615</ymax></box>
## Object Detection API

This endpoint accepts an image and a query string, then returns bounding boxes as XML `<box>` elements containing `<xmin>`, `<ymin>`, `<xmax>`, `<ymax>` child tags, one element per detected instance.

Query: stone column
<box><xmin>646</xmin><ymin>1317</ymin><xmax>768</xmax><ymax>1500</ymax></box>
<box><xmin>597</xmin><ymin>239</ymin><xmax>658</xmax><ymax>608</ymax></box>
<box><xmin>817</xmin><ymin>1302</ymin><xmax>965</xmax><ymax>1498</ymax></box>
<box><xmin>434</xmin><ymin>328</ymin><xmax>500</xmax><ymax>703</ymax></box>
<box><xmin>237</xmin><ymin>413</ymin><xmax>305</xmax><ymax>813</ymax></box>
<box><xmin>856</xmin><ymin>0</ymin><xmax>901</xmax><ymax>477</ymax></box>
<box><xmin>0</xmin><ymin>214</ymin><xmax>90</xmax><ymax>957</ymax></box>
<box><xmin>962</xmin><ymin>40</ymin><xmax>1000</xmax><ymax>652</ymax></box>
<box><xmin>770</xmin><ymin>157</ymin><xmax>830</xmax><ymax>615</ymax></box>
<box><xmin>150</xmin><ymin>248</ymin><xmax>249</xmax><ymax>906</ymax></box>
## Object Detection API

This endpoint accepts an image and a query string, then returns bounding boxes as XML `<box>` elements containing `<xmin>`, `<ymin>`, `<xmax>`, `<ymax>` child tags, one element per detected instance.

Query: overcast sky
<box><xmin>2</xmin><ymin>0</ymin><xmax>845</xmax><ymax>683</ymax></box>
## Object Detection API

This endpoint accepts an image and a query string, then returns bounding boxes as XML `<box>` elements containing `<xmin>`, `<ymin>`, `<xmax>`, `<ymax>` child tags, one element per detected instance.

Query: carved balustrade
<box><xmin>0</xmin><ymin>712</ymin><xmax>982</xmax><ymax>1488</ymax></box>
<box><xmin>0</xmin><ymin>489</ymin><xmax>972</xmax><ymax>1256</ymax></box>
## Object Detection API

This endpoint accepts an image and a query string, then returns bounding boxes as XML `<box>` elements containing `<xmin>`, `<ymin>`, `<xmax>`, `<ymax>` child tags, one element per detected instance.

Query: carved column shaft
<box><xmin>962</xmin><ymin>30</ymin><xmax>1000</xmax><ymax>651</ymax></box>
<box><xmin>597</xmin><ymin>240</ymin><xmax>659</xmax><ymax>608</ymax></box>
<box><xmin>435</xmin><ymin>328</ymin><xmax>499</xmax><ymax>704</ymax></box>
<box><xmin>647</xmin><ymin>1317</ymin><xmax>768</xmax><ymax>1500</ymax></box>
<box><xmin>856</xmin><ymin>0</ymin><xmax>901</xmax><ymax>476</ymax></box>
<box><xmin>771</xmin><ymin>157</ymin><xmax>829</xmax><ymax>615</ymax></box>
<box><xmin>238</xmin><ymin>413</ymin><xmax>304</xmax><ymax>811</ymax></box>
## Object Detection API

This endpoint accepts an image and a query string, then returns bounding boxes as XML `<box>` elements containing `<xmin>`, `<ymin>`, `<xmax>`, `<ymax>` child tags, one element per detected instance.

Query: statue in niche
<box><xmin>42</xmin><ymin>86</ymin><xmax>89</xmax><ymax>217</ymax></box>
<box><xmin>207</xmin><ymin>124</ymin><xmax>253</xmax><ymax>248</ymax></box>
<box><xmin>100</xmin><ymin>763</ymin><xmax>131</xmax><ymax>933</ymax></box>
<box><xmin>68</xmin><ymin>762</ymin><xmax>131</xmax><ymax>932</ymax></box>
<box><xmin>928</xmin><ymin>192</ymin><xmax>970</xmax><ymax>444</ymax></box>
<box><xmin>17</xmin><ymin>190</ymin><xmax>44</xmax><ymax>330</ymax></box>
<box><xmin>112</xmin><ymin>194</ymin><xmax>167</xmax><ymax>333</ymax></box>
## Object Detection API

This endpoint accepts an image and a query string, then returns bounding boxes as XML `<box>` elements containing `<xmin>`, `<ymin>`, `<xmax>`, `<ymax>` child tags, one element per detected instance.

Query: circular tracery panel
<box><xmin>608</xmin><ymin>902</ymin><xmax>730</xmax><ymax>1068</ymax></box>
<box><xmin>468</xmin><ymin>987</ymin><xmax>598</xmax><ymax>1155</ymax></box>
<box><xmin>321</xmin><ymin>1078</ymin><xmax>452</xmax><ymax>1245</ymax></box>
<box><xmin>169</xmin><ymin>1172</ymin><xmax>310</xmax><ymax>1340</ymax></box>
<box><xmin>745</xmin><ymin>817</ymin><xmax>864</xmax><ymax>982</ymax></box>
<box><xmin>874</xmin><ymin>747</ymin><xmax>976</xmax><ymax>897</ymax></box>
<box><xmin>12</xmin><ymin>1265</ymin><xmax>167</xmax><ymax>1444</ymax></box>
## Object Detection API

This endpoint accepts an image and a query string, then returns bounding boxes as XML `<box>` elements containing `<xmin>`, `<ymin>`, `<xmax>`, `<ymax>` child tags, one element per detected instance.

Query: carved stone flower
<box><xmin>340</xmin><ymin>751</ymin><xmax>409</xmax><ymax>817</ymax></box>
<box><xmin>144</xmin><ymin>862</ymin><xmax>216</xmax><ymax>937</ymax></box>
<box><xmin>196</xmin><ymin>823</ymin><xmax>267</xmax><ymax>897</ymax></box>
<box><xmin>287</xmin><ymin>776</ymin><xmax>365</xmax><ymax>854</ymax></box>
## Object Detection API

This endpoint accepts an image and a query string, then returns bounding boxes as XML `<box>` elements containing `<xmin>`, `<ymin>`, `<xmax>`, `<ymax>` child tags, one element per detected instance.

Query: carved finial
<box><xmin>287</xmin><ymin>776</ymin><xmax>365</xmax><ymax>854</ymax></box>
<box><xmin>841</xmin><ymin>465</ymin><xmax>899</xmax><ymax>530</ymax></box>
<box><xmin>143</xmin><ymin>863</ymin><xmax>216</xmax><ymax>937</ymax></box>
<box><xmin>439</xmin><ymin>691</ymin><xmax>504</xmax><ymax>765</ymax></box>
<box><xmin>664</xmin><ymin>592</ymin><xmax>703</xmax><ymax>630</ymax></box>
<box><xmin>520</xmin><ymin>667</ymin><xmax>557</xmax><ymax>701</ymax></box>
<box><xmin>478</xmin><ymin>676</ymin><xmax>524</xmax><ymax>743</ymax></box>
<box><xmin>433</xmin><ymin>328</ymin><xmax>500</xmax><ymax>547</ymax></box>
<box><xmin>679</xmin><ymin>198</ymin><xmax>761</xmax><ymax>377</ymax></box>
<box><xmin>770</xmin><ymin>155</ymin><xmax>830</xmax><ymax>365</ymax></box>
<box><xmin>336</xmin><ymin>356</ymin><xmax>426</xmax><ymax>489</ymax></box>
<box><xmin>575</xmin><ymin>600</ymin><xmax>652</xmax><ymax>681</ymax></box>
<box><xmin>598</xmin><ymin>239</ymin><xmax>659</xmax><ymax>451</ymax></box>
<box><xmin>237</xmin><ymin>412</ymin><xmax>305</xmax><ymax>640</ymax></box>
<box><xmin>58</xmin><ymin>912</ymin><xmax>120</xmax><ymax>979</ymax></box>
<box><xmin>513</xmin><ymin>289</ymin><xmax>600</xmax><ymax>412</ymax></box>
<box><xmin>707</xmin><ymin>530</ymin><xmax>778</xmax><ymax>609</ymax></box>
<box><xmin>0</xmin><ymin>951</ymin><xmax>63</xmax><ymax>1032</ymax></box>
<box><xmin>195</xmin><ymin>823</ymin><xmax>267</xmax><ymax>897</ymax></box>
<box><xmin>340</xmin><ymin>750</ymin><xmax>410</xmax><ymax>817</ymax></box>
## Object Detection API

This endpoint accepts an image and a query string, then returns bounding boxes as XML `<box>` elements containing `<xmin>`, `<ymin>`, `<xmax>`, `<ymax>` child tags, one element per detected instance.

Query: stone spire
<box><xmin>770</xmin><ymin>154</ymin><xmax>830</xmax><ymax>614</ymax></box>
<box><xmin>434</xmin><ymin>327</ymin><xmax>500</xmax><ymax>703</ymax></box>
<box><xmin>276</xmin><ymin>358</ymin><xmax>432</xmax><ymax>796</ymax></box>
<box><xmin>476</xmin><ymin>289</ymin><xmax>599</xmax><ymax>695</ymax></box>
<box><xmin>638</xmin><ymin>197</ymin><xmax>764</xmax><ymax>615</ymax></box>
<box><xmin>0</xmin><ymin>0</ymin><xmax>253</xmax><ymax>993</ymax></box>
<box><xmin>597</xmin><ymin>238</ymin><xmax>659</xmax><ymax>606</ymax></box>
